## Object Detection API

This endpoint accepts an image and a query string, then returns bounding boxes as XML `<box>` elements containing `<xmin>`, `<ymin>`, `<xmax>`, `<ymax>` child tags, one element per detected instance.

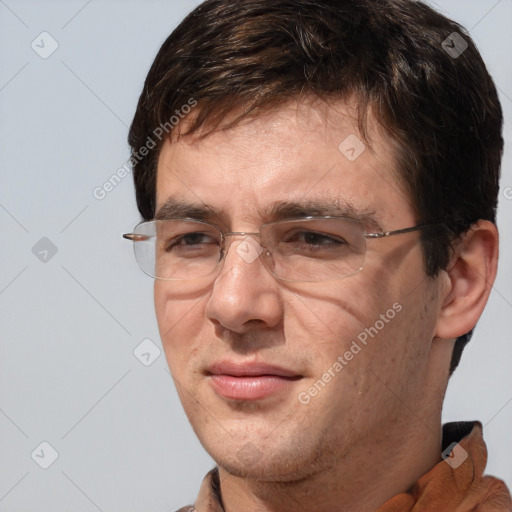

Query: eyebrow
<box><xmin>154</xmin><ymin>197</ymin><xmax>382</xmax><ymax>229</ymax></box>
<box><xmin>155</xmin><ymin>198</ymin><xmax>216</xmax><ymax>221</ymax></box>
<box><xmin>267</xmin><ymin>200</ymin><xmax>381</xmax><ymax>228</ymax></box>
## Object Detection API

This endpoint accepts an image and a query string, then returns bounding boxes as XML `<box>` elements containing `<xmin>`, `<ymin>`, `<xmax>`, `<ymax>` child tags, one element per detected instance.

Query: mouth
<box><xmin>206</xmin><ymin>361</ymin><xmax>303</xmax><ymax>401</ymax></box>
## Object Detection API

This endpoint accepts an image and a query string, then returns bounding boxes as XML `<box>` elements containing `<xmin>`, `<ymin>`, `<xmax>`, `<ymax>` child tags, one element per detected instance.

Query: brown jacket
<box><xmin>177</xmin><ymin>422</ymin><xmax>511</xmax><ymax>512</ymax></box>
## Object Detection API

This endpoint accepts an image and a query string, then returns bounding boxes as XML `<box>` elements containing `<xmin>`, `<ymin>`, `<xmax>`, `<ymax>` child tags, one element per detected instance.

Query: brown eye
<box><xmin>166</xmin><ymin>232</ymin><xmax>218</xmax><ymax>251</ymax></box>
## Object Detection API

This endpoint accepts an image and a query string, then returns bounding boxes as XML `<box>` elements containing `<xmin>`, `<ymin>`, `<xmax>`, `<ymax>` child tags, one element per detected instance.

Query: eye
<box><xmin>176</xmin><ymin>232</ymin><xmax>215</xmax><ymax>246</ymax></box>
<box><xmin>286</xmin><ymin>230</ymin><xmax>346</xmax><ymax>247</ymax></box>
<box><xmin>166</xmin><ymin>232</ymin><xmax>218</xmax><ymax>251</ymax></box>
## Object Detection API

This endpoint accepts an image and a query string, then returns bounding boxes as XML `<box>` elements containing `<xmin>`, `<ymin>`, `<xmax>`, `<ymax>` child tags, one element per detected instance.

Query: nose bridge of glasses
<box><xmin>222</xmin><ymin>231</ymin><xmax>262</xmax><ymax>247</ymax></box>
<box><xmin>221</xmin><ymin>231</ymin><xmax>265</xmax><ymax>256</ymax></box>
<box><xmin>224</xmin><ymin>231</ymin><xmax>261</xmax><ymax>237</ymax></box>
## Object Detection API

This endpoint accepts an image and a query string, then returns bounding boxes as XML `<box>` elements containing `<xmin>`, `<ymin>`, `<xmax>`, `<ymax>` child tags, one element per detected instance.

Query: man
<box><xmin>123</xmin><ymin>0</ymin><xmax>511</xmax><ymax>510</ymax></box>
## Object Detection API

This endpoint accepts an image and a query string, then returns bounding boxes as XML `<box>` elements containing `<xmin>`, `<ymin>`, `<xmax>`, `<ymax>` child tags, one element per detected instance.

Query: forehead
<box><xmin>155</xmin><ymin>98</ymin><xmax>415</xmax><ymax>228</ymax></box>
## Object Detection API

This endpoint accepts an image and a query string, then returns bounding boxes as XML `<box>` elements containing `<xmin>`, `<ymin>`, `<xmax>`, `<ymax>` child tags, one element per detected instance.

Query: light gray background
<box><xmin>0</xmin><ymin>1</ymin><xmax>511</xmax><ymax>510</ymax></box>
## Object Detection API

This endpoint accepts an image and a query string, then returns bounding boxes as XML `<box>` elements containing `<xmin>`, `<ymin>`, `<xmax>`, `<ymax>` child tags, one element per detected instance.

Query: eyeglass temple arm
<box><xmin>365</xmin><ymin>224</ymin><xmax>434</xmax><ymax>239</ymax></box>
<box><xmin>123</xmin><ymin>233</ymin><xmax>150</xmax><ymax>241</ymax></box>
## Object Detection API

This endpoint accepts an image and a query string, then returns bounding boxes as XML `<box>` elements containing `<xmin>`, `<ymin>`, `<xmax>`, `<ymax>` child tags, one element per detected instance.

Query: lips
<box><xmin>206</xmin><ymin>361</ymin><xmax>302</xmax><ymax>401</ymax></box>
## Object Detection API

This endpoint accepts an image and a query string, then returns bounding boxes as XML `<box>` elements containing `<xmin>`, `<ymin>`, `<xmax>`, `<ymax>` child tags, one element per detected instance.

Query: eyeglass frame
<box><xmin>123</xmin><ymin>216</ymin><xmax>439</xmax><ymax>282</ymax></box>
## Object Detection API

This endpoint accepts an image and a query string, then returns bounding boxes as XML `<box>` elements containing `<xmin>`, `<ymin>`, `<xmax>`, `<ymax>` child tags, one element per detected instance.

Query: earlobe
<box><xmin>434</xmin><ymin>220</ymin><xmax>499</xmax><ymax>339</ymax></box>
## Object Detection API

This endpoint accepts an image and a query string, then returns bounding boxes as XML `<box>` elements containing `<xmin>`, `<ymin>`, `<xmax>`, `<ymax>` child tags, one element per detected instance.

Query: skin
<box><xmin>153</xmin><ymin>98</ymin><xmax>498</xmax><ymax>512</ymax></box>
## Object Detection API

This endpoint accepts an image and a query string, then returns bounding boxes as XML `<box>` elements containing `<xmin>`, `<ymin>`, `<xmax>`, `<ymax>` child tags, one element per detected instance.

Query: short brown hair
<box><xmin>128</xmin><ymin>0</ymin><xmax>503</xmax><ymax>373</ymax></box>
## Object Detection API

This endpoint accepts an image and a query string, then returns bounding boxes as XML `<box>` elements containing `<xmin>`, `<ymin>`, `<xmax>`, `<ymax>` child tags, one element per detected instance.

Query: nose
<box><xmin>205</xmin><ymin>233</ymin><xmax>284</xmax><ymax>334</ymax></box>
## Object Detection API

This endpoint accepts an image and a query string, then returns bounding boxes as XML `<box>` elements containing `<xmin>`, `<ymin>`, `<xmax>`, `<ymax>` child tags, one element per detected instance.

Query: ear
<box><xmin>434</xmin><ymin>220</ymin><xmax>499</xmax><ymax>339</ymax></box>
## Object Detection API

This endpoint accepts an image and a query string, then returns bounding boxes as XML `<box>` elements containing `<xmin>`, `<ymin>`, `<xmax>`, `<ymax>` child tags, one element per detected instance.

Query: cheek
<box><xmin>287</xmin><ymin>254</ymin><xmax>430</xmax><ymax>387</ymax></box>
<box><xmin>279</xmin><ymin>280</ymin><xmax>390</xmax><ymax>388</ymax></box>
<box><xmin>154</xmin><ymin>282</ymin><xmax>206</xmax><ymax>374</ymax></box>
<box><xmin>285</xmin><ymin>272</ymin><xmax>392</xmax><ymax>341</ymax></box>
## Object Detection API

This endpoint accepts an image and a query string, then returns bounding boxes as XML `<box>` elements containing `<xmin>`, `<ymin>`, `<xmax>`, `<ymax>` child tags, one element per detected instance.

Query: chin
<box><xmin>217</xmin><ymin>455</ymin><xmax>309</xmax><ymax>482</ymax></box>
<box><xmin>199</xmin><ymin>430</ymin><xmax>330</xmax><ymax>483</ymax></box>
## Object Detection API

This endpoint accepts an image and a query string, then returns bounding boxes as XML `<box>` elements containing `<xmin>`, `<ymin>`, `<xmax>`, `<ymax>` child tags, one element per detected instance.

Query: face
<box><xmin>154</xmin><ymin>98</ymin><xmax>443</xmax><ymax>481</ymax></box>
